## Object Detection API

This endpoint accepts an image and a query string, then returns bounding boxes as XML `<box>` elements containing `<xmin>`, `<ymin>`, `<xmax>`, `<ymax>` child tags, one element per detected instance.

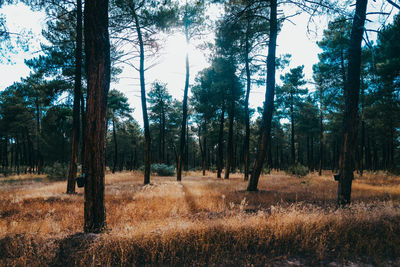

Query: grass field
<box><xmin>1</xmin><ymin>170</ymin><xmax>400</xmax><ymax>266</ymax></box>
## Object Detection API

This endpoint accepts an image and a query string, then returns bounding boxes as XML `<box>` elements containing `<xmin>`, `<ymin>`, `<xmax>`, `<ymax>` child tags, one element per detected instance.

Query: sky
<box><xmin>0</xmin><ymin>1</ymin><xmax>396</xmax><ymax>126</ymax></box>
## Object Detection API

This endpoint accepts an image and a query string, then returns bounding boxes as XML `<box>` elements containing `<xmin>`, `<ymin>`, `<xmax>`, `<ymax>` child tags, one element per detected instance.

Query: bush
<box><xmin>286</xmin><ymin>164</ymin><xmax>308</xmax><ymax>177</ymax></box>
<box><xmin>151</xmin><ymin>164</ymin><xmax>175</xmax><ymax>176</ymax></box>
<box><xmin>44</xmin><ymin>162</ymin><xmax>68</xmax><ymax>180</ymax></box>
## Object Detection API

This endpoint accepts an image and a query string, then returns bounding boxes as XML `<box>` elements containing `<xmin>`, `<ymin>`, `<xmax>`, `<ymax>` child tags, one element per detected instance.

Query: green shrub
<box><xmin>44</xmin><ymin>162</ymin><xmax>68</xmax><ymax>180</ymax></box>
<box><xmin>151</xmin><ymin>164</ymin><xmax>175</xmax><ymax>176</ymax></box>
<box><xmin>286</xmin><ymin>164</ymin><xmax>308</xmax><ymax>177</ymax></box>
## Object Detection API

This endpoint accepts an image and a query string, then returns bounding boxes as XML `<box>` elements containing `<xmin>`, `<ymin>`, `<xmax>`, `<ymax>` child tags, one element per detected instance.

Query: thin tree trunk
<box><xmin>360</xmin><ymin>81</ymin><xmax>365</xmax><ymax>176</ymax></box>
<box><xmin>35</xmin><ymin>99</ymin><xmax>42</xmax><ymax>174</ymax></box>
<box><xmin>67</xmin><ymin>0</ymin><xmax>82</xmax><ymax>194</ymax></box>
<box><xmin>177</xmin><ymin>15</ymin><xmax>190</xmax><ymax>182</ymax></box>
<box><xmin>244</xmin><ymin>32</ymin><xmax>251</xmax><ymax>181</ymax></box>
<box><xmin>336</xmin><ymin>0</ymin><xmax>368</xmax><ymax>206</ymax></box>
<box><xmin>80</xmin><ymin>87</ymin><xmax>86</xmax><ymax>168</ymax></box>
<box><xmin>319</xmin><ymin>96</ymin><xmax>323</xmax><ymax>176</ymax></box>
<box><xmin>247</xmin><ymin>0</ymin><xmax>277</xmax><ymax>191</ymax></box>
<box><xmin>4</xmin><ymin>136</ymin><xmax>8</xmax><ymax>176</ymax></box>
<box><xmin>290</xmin><ymin>95</ymin><xmax>295</xmax><ymax>165</ymax></box>
<box><xmin>224</xmin><ymin>82</ymin><xmax>235</xmax><ymax>179</ymax></box>
<box><xmin>83</xmin><ymin>0</ymin><xmax>110</xmax><ymax>233</ymax></box>
<box><xmin>199</xmin><ymin>122</ymin><xmax>207</xmax><ymax>176</ymax></box>
<box><xmin>310</xmin><ymin>134</ymin><xmax>314</xmax><ymax>171</ymax></box>
<box><xmin>162</xmin><ymin>105</ymin><xmax>166</xmax><ymax>163</ymax></box>
<box><xmin>112</xmin><ymin>118</ymin><xmax>118</xmax><ymax>173</ymax></box>
<box><xmin>307</xmin><ymin>135</ymin><xmax>310</xmax><ymax>170</ymax></box>
<box><xmin>217</xmin><ymin>104</ymin><xmax>225</xmax><ymax>178</ymax></box>
<box><xmin>185</xmin><ymin>123</ymin><xmax>189</xmax><ymax>171</ymax></box>
<box><xmin>131</xmin><ymin>4</ymin><xmax>151</xmax><ymax>185</ymax></box>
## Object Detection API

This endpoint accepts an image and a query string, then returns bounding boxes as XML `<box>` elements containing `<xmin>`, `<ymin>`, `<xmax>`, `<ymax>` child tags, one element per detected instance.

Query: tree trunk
<box><xmin>83</xmin><ymin>0</ymin><xmax>110</xmax><ymax>233</ymax></box>
<box><xmin>162</xmin><ymin>105</ymin><xmax>166</xmax><ymax>163</ymax></box>
<box><xmin>224</xmin><ymin>82</ymin><xmax>235</xmax><ymax>179</ymax></box>
<box><xmin>185</xmin><ymin>123</ymin><xmax>189</xmax><ymax>171</ymax></box>
<box><xmin>67</xmin><ymin>0</ymin><xmax>82</xmax><ymax>194</ymax></box>
<box><xmin>310</xmin><ymin>134</ymin><xmax>314</xmax><ymax>171</ymax></box>
<box><xmin>360</xmin><ymin>81</ymin><xmax>365</xmax><ymax>176</ymax></box>
<box><xmin>247</xmin><ymin>0</ymin><xmax>277</xmax><ymax>191</ymax></box>
<box><xmin>177</xmin><ymin>18</ymin><xmax>190</xmax><ymax>182</ymax></box>
<box><xmin>290</xmin><ymin>94</ymin><xmax>295</xmax><ymax>165</ymax></box>
<box><xmin>217</xmin><ymin>104</ymin><xmax>225</xmax><ymax>178</ymax></box>
<box><xmin>80</xmin><ymin>88</ymin><xmax>86</xmax><ymax>164</ymax></box>
<box><xmin>318</xmin><ymin>97</ymin><xmax>323</xmax><ymax>176</ymax></box>
<box><xmin>35</xmin><ymin>99</ymin><xmax>42</xmax><ymax>174</ymax></box>
<box><xmin>244</xmin><ymin>32</ymin><xmax>251</xmax><ymax>181</ymax></box>
<box><xmin>199</xmin><ymin>122</ymin><xmax>207</xmax><ymax>176</ymax></box>
<box><xmin>336</xmin><ymin>0</ymin><xmax>368</xmax><ymax>206</ymax></box>
<box><xmin>307</xmin><ymin>135</ymin><xmax>310</xmax><ymax>169</ymax></box>
<box><xmin>131</xmin><ymin>4</ymin><xmax>151</xmax><ymax>185</ymax></box>
<box><xmin>112</xmin><ymin>118</ymin><xmax>118</xmax><ymax>173</ymax></box>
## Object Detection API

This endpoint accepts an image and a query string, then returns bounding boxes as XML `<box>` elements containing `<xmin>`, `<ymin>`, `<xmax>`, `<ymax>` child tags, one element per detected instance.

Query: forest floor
<box><xmin>1</xmin><ymin>170</ymin><xmax>400</xmax><ymax>266</ymax></box>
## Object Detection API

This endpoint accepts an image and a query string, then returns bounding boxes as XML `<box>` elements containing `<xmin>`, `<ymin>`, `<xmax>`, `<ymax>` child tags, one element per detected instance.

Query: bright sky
<box><xmin>0</xmin><ymin>1</ymin><xmax>396</xmax><ymax>126</ymax></box>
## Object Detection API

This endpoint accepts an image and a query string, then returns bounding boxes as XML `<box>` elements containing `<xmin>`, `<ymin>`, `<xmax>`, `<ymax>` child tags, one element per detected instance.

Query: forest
<box><xmin>1</xmin><ymin>0</ymin><xmax>400</xmax><ymax>266</ymax></box>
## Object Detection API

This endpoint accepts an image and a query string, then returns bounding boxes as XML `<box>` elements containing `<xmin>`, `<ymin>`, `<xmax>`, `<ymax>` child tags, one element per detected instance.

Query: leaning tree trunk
<box><xmin>83</xmin><ymin>0</ymin><xmax>110</xmax><ymax>233</ymax></box>
<box><xmin>247</xmin><ymin>0</ymin><xmax>277</xmax><ymax>191</ymax></box>
<box><xmin>67</xmin><ymin>0</ymin><xmax>82</xmax><ymax>194</ymax></box>
<box><xmin>177</xmin><ymin>20</ymin><xmax>190</xmax><ymax>182</ymax></box>
<box><xmin>131</xmin><ymin>4</ymin><xmax>151</xmax><ymax>185</ymax></box>
<box><xmin>336</xmin><ymin>0</ymin><xmax>368</xmax><ymax>206</ymax></box>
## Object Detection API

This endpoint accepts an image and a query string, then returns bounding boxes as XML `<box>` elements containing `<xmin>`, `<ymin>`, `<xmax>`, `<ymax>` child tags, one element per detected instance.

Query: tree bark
<box><xmin>83</xmin><ymin>0</ymin><xmax>110</xmax><ymax>233</ymax></box>
<box><xmin>67</xmin><ymin>0</ymin><xmax>82</xmax><ymax>194</ymax></box>
<box><xmin>336</xmin><ymin>0</ymin><xmax>368</xmax><ymax>206</ymax></box>
<box><xmin>247</xmin><ymin>0</ymin><xmax>277</xmax><ymax>191</ymax></box>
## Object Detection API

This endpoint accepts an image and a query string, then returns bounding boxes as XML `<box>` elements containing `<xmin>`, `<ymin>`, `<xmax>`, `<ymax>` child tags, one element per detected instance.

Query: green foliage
<box><xmin>286</xmin><ymin>164</ymin><xmax>309</xmax><ymax>177</ymax></box>
<box><xmin>44</xmin><ymin>162</ymin><xmax>68</xmax><ymax>180</ymax></box>
<box><xmin>151</xmin><ymin>163</ymin><xmax>175</xmax><ymax>176</ymax></box>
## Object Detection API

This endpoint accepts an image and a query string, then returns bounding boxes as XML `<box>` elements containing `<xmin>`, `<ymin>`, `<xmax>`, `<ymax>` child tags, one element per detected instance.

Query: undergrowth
<box><xmin>1</xmin><ymin>171</ymin><xmax>400</xmax><ymax>266</ymax></box>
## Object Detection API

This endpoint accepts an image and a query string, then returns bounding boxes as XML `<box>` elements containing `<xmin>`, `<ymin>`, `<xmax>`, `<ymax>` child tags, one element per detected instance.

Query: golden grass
<box><xmin>1</xmin><ymin>171</ymin><xmax>400</xmax><ymax>266</ymax></box>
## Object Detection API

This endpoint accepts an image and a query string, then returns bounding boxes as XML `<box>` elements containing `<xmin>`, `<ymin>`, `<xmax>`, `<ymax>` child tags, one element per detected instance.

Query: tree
<box><xmin>67</xmin><ymin>0</ymin><xmax>83</xmax><ymax>194</ymax></box>
<box><xmin>313</xmin><ymin>17</ymin><xmax>352</xmax><ymax>175</ymax></box>
<box><xmin>276</xmin><ymin>65</ymin><xmax>307</xmax><ymax>165</ymax></box>
<box><xmin>107</xmin><ymin>89</ymin><xmax>133</xmax><ymax>173</ymax></box>
<box><xmin>222</xmin><ymin>0</ymin><xmax>269</xmax><ymax>180</ymax></box>
<box><xmin>111</xmin><ymin>0</ymin><xmax>177</xmax><ymax>184</ymax></box>
<box><xmin>335</xmin><ymin>0</ymin><xmax>368</xmax><ymax>206</ymax></box>
<box><xmin>83</xmin><ymin>0</ymin><xmax>110</xmax><ymax>233</ymax></box>
<box><xmin>247</xmin><ymin>0</ymin><xmax>277</xmax><ymax>191</ymax></box>
<box><xmin>191</xmin><ymin>66</ymin><xmax>220</xmax><ymax>176</ymax></box>
<box><xmin>177</xmin><ymin>0</ymin><xmax>206</xmax><ymax>181</ymax></box>
<box><xmin>148</xmin><ymin>81</ymin><xmax>172</xmax><ymax>163</ymax></box>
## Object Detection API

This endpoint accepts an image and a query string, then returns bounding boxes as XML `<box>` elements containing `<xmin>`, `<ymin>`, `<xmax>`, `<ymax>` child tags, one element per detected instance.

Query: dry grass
<box><xmin>1</xmin><ymin>170</ymin><xmax>400</xmax><ymax>266</ymax></box>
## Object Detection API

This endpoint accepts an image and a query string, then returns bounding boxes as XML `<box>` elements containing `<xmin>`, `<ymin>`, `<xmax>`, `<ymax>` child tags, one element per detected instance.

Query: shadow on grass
<box><xmin>52</xmin><ymin>233</ymin><xmax>98</xmax><ymax>267</ymax></box>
